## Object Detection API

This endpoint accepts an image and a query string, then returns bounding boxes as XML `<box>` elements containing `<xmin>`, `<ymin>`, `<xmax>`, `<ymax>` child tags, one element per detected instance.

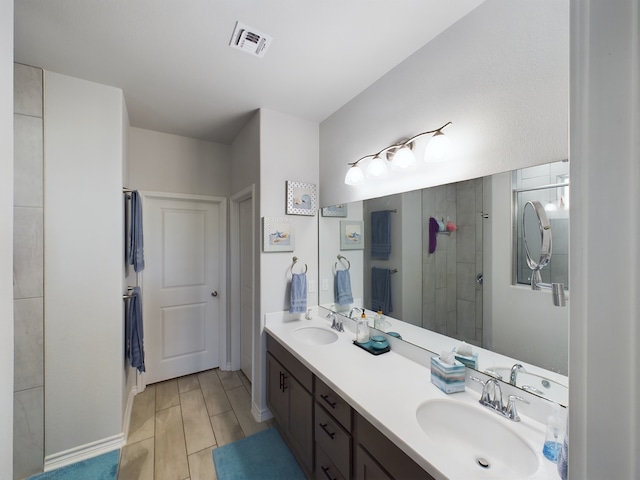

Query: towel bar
<box><xmin>291</xmin><ymin>256</ymin><xmax>308</xmax><ymax>274</ymax></box>
<box><xmin>335</xmin><ymin>254</ymin><xmax>350</xmax><ymax>270</ymax></box>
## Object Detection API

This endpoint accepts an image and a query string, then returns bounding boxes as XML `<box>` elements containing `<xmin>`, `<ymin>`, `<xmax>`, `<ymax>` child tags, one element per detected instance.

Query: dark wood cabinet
<box><xmin>267</xmin><ymin>333</ymin><xmax>434</xmax><ymax>480</ymax></box>
<box><xmin>266</xmin><ymin>336</ymin><xmax>313</xmax><ymax>473</ymax></box>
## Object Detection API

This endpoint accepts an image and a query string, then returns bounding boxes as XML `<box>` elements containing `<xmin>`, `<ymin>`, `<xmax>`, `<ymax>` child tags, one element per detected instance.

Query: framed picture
<box><xmin>263</xmin><ymin>217</ymin><xmax>294</xmax><ymax>252</ymax></box>
<box><xmin>340</xmin><ymin>220</ymin><xmax>365</xmax><ymax>250</ymax></box>
<box><xmin>321</xmin><ymin>204</ymin><xmax>348</xmax><ymax>217</ymax></box>
<box><xmin>286</xmin><ymin>181</ymin><xmax>317</xmax><ymax>216</ymax></box>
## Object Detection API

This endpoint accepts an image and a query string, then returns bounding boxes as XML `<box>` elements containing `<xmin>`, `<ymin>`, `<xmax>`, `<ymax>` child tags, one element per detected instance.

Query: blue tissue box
<box><xmin>454</xmin><ymin>352</ymin><xmax>478</xmax><ymax>370</ymax></box>
<box><xmin>430</xmin><ymin>356</ymin><xmax>465</xmax><ymax>394</ymax></box>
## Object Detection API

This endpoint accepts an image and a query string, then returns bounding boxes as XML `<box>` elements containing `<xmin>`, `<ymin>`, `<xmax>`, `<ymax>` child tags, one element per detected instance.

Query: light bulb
<box><xmin>366</xmin><ymin>155</ymin><xmax>388</xmax><ymax>178</ymax></box>
<box><xmin>344</xmin><ymin>164</ymin><xmax>365</xmax><ymax>185</ymax></box>
<box><xmin>424</xmin><ymin>131</ymin><xmax>452</xmax><ymax>162</ymax></box>
<box><xmin>391</xmin><ymin>145</ymin><xmax>416</xmax><ymax>169</ymax></box>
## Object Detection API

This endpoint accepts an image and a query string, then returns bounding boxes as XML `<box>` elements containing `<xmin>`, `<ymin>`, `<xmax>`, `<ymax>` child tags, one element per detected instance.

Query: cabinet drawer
<box><xmin>267</xmin><ymin>334</ymin><xmax>313</xmax><ymax>392</ymax></box>
<box><xmin>315</xmin><ymin>377</ymin><xmax>352</xmax><ymax>431</ymax></box>
<box><xmin>315</xmin><ymin>445</ymin><xmax>346</xmax><ymax>480</ymax></box>
<box><xmin>315</xmin><ymin>403</ymin><xmax>351</xmax><ymax>479</ymax></box>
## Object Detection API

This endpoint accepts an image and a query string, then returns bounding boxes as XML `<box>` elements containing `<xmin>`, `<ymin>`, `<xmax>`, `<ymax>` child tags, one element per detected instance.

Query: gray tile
<box><xmin>198</xmin><ymin>370</ymin><xmax>231</xmax><ymax>417</ymax></box>
<box><xmin>13</xmin><ymin>387</ymin><xmax>43</xmax><ymax>480</ymax></box>
<box><xmin>456</xmin><ymin>263</ymin><xmax>476</xmax><ymax>302</ymax></box>
<box><xmin>456</xmin><ymin>225</ymin><xmax>476</xmax><ymax>264</ymax></box>
<box><xmin>178</xmin><ymin>374</ymin><xmax>200</xmax><ymax>394</ymax></box>
<box><xmin>181</xmin><ymin>389</ymin><xmax>216</xmax><ymax>455</ymax></box>
<box><xmin>155</xmin><ymin>405</ymin><xmax>189</xmax><ymax>480</ymax></box>
<box><xmin>225</xmin><ymin>386</ymin><xmax>267</xmax><ymax>438</ymax></box>
<box><xmin>155</xmin><ymin>379</ymin><xmax>179</xmax><ymax>411</ymax></box>
<box><xmin>127</xmin><ymin>385</ymin><xmax>156</xmax><ymax>444</ymax></box>
<box><xmin>13</xmin><ymin>207</ymin><xmax>43</xmax><ymax>299</ymax></box>
<box><xmin>14</xmin><ymin>114</ymin><xmax>43</xmax><ymax>207</ymax></box>
<box><xmin>210</xmin><ymin>410</ymin><xmax>244</xmax><ymax>447</ymax></box>
<box><xmin>14</xmin><ymin>64</ymin><xmax>42</xmax><ymax>117</ymax></box>
<box><xmin>238</xmin><ymin>371</ymin><xmax>251</xmax><ymax>393</ymax></box>
<box><xmin>188</xmin><ymin>446</ymin><xmax>217</xmax><ymax>480</ymax></box>
<box><xmin>14</xmin><ymin>297</ymin><xmax>43</xmax><ymax>391</ymax></box>
<box><xmin>119</xmin><ymin>437</ymin><xmax>154</xmax><ymax>480</ymax></box>
<box><xmin>217</xmin><ymin>370</ymin><xmax>243</xmax><ymax>390</ymax></box>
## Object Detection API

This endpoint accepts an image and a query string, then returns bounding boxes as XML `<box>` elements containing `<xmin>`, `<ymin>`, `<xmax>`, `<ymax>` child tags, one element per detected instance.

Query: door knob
<box><xmin>211</xmin><ymin>291</ymin><xmax>218</xmax><ymax>297</ymax></box>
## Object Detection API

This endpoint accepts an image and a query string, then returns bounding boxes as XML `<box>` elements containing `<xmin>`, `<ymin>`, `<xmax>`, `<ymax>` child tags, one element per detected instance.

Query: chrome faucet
<box><xmin>510</xmin><ymin>364</ymin><xmax>525</xmax><ymax>386</ymax></box>
<box><xmin>327</xmin><ymin>312</ymin><xmax>343</xmax><ymax>332</ymax></box>
<box><xmin>471</xmin><ymin>376</ymin><xmax>530</xmax><ymax>422</ymax></box>
<box><xmin>348</xmin><ymin>307</ymin><xmax>363</xmax><ymax>318</ymax></box>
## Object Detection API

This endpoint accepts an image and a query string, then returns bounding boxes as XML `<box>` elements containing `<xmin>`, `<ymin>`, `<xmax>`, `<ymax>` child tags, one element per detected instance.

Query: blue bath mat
<box><xmin>28</xmin><ymin>450</ymin><xmax>119</xmax><ymax>480</ymax></box>
<box><xmin>213</xmin><ymin>427</ymin><xmax>305</xmax><ymax>480</ymax></box>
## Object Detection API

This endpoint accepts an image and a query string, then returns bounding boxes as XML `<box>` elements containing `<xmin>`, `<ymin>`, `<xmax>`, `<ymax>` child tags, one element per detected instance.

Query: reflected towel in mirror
<box><xmin>371</xmin><ymin>267</ymin><xmax>392</xmax><ymax>314</ymax></box>
<box><xmin>335</xmin><ymin>269</ymin><xmax>353</xmax><ymax>305</ymax></box>
<box><xmin>371</xmin><ymin>210</ymin><xmax>391</xmax><ymax>259</ymax></box>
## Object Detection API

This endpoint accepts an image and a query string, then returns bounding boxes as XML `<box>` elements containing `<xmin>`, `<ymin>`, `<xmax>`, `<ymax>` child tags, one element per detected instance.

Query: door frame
<box><xmin>139</xmin><ymin>190</ymin><xmax>228</xmax><ymax>387</ymax></box>
<box><xmin>229</xmin><ymin>185</ymin><xmax>255</xmax><ymax>373</ymax></box>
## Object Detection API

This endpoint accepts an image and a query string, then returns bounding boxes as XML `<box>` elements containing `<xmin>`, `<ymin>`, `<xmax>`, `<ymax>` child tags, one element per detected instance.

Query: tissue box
<box><xmin>430</xmin><ymin>356</ymin><xmax>465</xmax><ymax>394</ymax></box>
<box><xmin>454</xmin><ymin>352</ymin><xmax>478</xmax><ymax>370</ymax></box>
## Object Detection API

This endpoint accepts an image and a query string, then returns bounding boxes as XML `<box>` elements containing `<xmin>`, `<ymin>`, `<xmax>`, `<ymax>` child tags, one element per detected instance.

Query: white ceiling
<box><xmin>14</xmin><ymin>1</ymin><xmax>484</xmax><ymax>144</ymax></box>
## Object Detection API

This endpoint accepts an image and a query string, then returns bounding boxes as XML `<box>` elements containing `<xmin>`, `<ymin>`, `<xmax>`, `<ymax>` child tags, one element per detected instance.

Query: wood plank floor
<box><xmin>118</xmin><ymin>369</ymin><xmax>273</xmax><ymax>480</ymax></box>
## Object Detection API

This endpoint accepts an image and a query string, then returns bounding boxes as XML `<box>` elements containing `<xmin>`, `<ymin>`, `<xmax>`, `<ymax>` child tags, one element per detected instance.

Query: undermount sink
<box><xmin>416</xmin><ymin>399</ymin><xmax>539</xmax><ymax>478</ymax></box>
<box><xmin>291</xmin><ymin>326</ymin><xmax>339</xmax><ymax>345</ymax></box>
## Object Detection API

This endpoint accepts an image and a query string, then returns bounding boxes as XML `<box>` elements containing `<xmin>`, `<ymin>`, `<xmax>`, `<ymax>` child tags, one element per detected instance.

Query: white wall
<box><xmin>44</xmin><ymin>72</ymin><xmax>126</xmax><ymax>458</ymax></box>
<box><xmin>128</xmin><ymin>127</ymin><xmax>231</xmax><ymax>197</ymax></box>
<box><xmin>319</xmin><ymin>0</ymin><xmax>568</xmax><ymax>207</ymax></box>
<box><xmin>570</xmin><ymin>1</ymin><xmax>640</xmax><ymax>477</ymax></box>
<box><xmin>485</xmin><ymin>172</ymin><xmax>568</xmax><ymax>375</ymax></box>
<box><xmin>257</xmin><ymin>109</ymin><xmax>319</xmax><ymax>415</ymax></box>
<box><xmin>0</xmin><ymin>0</ymin><xmax>14</xmax><ymax>476</ymax></box>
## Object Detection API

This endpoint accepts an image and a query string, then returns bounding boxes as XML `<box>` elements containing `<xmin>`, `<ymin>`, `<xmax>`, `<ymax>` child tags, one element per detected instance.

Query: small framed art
<box><xmin>340</xmin><ymin>220</ymin><xmax>365</xmax><ymax>250</ymax></box>
<box><xmin>286</xmin><ymin>181</ymin><xmax>317</xmax><ymax>216</ymax></box>
<box><xmin>263</xmin><ymin>217</ymin><xmax>294</xmax><ymax>252</ymax></box>
<box><xmin>321</xmin><ymin>204</ymin><xmax>348</xmax><ymax>217</ymax></box>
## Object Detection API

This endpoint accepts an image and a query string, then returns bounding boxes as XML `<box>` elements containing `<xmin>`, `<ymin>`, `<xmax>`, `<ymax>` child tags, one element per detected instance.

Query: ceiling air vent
<box><xmin>229</xmin><ymin>21</ymin><xmax>273</xmax><ymax>58</ymax></box>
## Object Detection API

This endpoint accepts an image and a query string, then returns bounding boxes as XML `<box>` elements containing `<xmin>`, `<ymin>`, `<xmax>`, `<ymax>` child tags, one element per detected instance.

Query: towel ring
<box><xmin>291</xmin><ymin>256</ymin><xmax>307</xmax><ymax>274</ymax></box>
<box><xmin>335</xmin><ymin>254</ymin><xmax>350</xmax><ymax>271</ymax></box>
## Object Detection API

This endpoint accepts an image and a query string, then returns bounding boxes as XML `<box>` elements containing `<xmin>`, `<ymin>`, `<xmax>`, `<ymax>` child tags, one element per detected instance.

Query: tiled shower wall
<box><xmin>13</xmin><ymin>63</ymin><xmax>44</xmax><ymax>479</ymax></box>
<box><xmin>422</xmin><ymin>178</ymin><xmax>483</xmax><ymax>346</ymax></box>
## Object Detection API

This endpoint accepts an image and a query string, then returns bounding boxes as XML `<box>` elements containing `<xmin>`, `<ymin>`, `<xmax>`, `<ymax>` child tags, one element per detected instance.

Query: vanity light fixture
<box><xmin>344</xmin><ymin>122</ymin><xmax>452</xmax><ymax>185</ymax></box>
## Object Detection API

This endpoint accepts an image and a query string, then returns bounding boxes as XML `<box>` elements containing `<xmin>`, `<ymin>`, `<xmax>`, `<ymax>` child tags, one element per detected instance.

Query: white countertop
<box><xmin>265</xmin><ymin>309</ymin><xmax>561</xmax><ymax>480</ymax></box>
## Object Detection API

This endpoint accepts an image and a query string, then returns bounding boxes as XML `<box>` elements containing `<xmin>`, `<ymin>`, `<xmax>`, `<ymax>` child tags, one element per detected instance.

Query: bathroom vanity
<box><xmin>265</xmin><ymin>309</ymin><xmax>561</xmax><ymax>480</ymax></box>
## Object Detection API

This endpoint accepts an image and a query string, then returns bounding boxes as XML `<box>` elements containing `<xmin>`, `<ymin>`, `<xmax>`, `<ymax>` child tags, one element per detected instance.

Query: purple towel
<box><xmin>429</xmin><ymin>217</ymin><xmax>439</xmax><ymax>254</ymax></box>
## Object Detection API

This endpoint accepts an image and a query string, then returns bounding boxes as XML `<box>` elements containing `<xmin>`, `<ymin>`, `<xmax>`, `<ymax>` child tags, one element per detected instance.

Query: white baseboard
<box><xmin>122</xmin><ymin>384</ymin><xmax>139</xmax><ymax>442</ymax></box>
<box><xmin>43</xmin><ymin>433</ymin><xmax>124</xmax><ymax>472</ymax></box>
<box><xmin>251</xmin><ymin>400</ymin><xmax>273</xmax><ymax>423</ymax></box>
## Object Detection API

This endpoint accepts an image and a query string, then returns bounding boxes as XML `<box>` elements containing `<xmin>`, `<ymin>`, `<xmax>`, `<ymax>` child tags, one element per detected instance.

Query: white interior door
<box><xmin>143</xmin><ymin>193</ymin><xmax>225</xmax><ymax>384</ymax></box>
<box><xmin>239</xmin><ymin>197</ymin><xmax>254</xmax><ymax>381</ymax></box>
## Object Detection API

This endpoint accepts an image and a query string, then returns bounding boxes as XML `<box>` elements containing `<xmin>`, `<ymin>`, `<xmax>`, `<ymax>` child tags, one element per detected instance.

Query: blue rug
<box><xmin>28</xmin><ymin>450</ymin><xmax>119</xmax><ymax>480</ymax></box>
<box><xmin>213</xmin><ymin>427</ymin><xmax>305</xmax><ymax>480</ymax></box>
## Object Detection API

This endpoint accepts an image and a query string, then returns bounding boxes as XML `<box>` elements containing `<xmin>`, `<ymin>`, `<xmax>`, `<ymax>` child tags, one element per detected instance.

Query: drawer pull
<box><xmin>282</xmin><ymin>373</ymin><xmax>288</xmax><ymax>392</ymax></box>
<box><xmin>320</xmin><ymin>394</ymin><xmax>337</xmax><ymax>409</ymax></box>
<box><xmin>319</xmin><ymin>422</ymin><xmax>336</xmax><ymax>439</ymax></box>
<box><xmin>321</xmin><ymin>465</ymin><xmax>337</xmax><ymax>480</ymax></box>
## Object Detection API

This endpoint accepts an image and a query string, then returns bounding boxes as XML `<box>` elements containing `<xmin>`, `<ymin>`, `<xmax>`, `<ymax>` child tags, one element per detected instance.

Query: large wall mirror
<box><xmin>318</xmin><ymin>160</ymin><xmax>569</xmax><ymax>406</ymax></box>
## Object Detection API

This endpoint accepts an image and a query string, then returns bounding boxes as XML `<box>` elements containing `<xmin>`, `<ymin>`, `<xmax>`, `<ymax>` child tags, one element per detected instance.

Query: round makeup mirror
<box><xmin>522</xmin><ymin>200</ymin><xmax>552</xmax><ymax>289</ymax></box>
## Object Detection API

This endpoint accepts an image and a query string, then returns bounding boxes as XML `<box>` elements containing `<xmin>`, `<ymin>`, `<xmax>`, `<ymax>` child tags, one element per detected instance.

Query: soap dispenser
<box><xmin>543</xmin><ymin>404</ymin><xmax>565</xmax><ymax>462</ymax></box>
<box><xmin>374</xmin><ymin>310</ymin><xmax>385</xmax><ymax>330</ymax></box>
<box><xmin>356</xmin><ymin>311</ymin><xmax>370</xmax><ymax>343</ymax></box>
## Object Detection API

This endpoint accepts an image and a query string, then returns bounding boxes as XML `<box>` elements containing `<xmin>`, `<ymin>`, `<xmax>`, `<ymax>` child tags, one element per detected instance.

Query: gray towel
<box><xmin>334</xmin><ymin>269</ymin><xmax>353</xmax><ymax>305</ymax></box>
<box><xmin>371</xmin><ymin>210</ymin><xmax>391</xmax><ymax>260</ymax></box>
<box><xmin>289</xmin><ymin>273</ymin><xmax>307</xmax><ymax>313</ymax></box>
<box><xmin>371</xmin><ymin>267</ymin><xmax>392</xmax><ymax>314</ymax></box>
<box><xmin>127</xmin><ymin>287</ymin><xmax>145</xmax><ymax>373</ymax></box>
<box><xmin>127</xmin><ymin>191</ymin><xmax>145</xmax><ymax>272</ymax></box>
